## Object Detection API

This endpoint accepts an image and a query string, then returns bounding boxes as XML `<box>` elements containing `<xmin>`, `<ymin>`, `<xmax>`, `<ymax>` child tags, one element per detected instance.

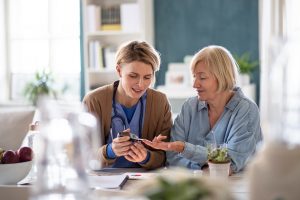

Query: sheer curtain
<box><xmin>260</xmin><ymin>0</ymin><xmax>300</xmax><ymax>140</ymax></box>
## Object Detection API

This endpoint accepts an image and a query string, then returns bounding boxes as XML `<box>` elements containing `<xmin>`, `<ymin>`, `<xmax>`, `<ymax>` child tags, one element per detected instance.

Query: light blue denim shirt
<box><xmin>166</xmin><ymin>87</ymin><xmax>262</xmax><ymax>172</ymax></box>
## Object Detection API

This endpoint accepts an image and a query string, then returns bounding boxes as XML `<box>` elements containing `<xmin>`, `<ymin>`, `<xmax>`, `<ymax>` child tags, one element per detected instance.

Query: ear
<box><xmin>116</xmin><ymin>65</ymin><xmax>122</xmax><ymax>77</ymax></box>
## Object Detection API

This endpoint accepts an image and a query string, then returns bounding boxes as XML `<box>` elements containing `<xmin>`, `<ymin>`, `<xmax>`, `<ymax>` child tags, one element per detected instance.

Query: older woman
<box><xmin>143</xmin><ymin>45</ymin><xmax>262</xmax><ymax>172</ymax></box>
<box><xmin>83</xmin><ymin>41</ymin><xmax>172</xmax><ymax>170</ymax></box>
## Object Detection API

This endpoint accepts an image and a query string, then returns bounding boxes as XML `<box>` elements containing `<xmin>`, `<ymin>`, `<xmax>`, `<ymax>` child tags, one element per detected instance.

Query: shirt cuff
<box><xmin>138</xmin><ymin>151</ymin><xmax>150</xmax><ymax>164</ymax></box>
<box><xmin>106</xmin><ymin>143</ymin><xmax>117</xmax><ymax>159</ymax></box>
<box><xmin>179</xmin><ymin>142</ymin><xmax>195</xmax><ymax>159</ymax></box>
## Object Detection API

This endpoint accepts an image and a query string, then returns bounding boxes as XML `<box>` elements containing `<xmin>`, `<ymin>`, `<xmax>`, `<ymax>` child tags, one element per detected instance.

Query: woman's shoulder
<box><xmin>147</xmin><ymin>88</ymin><xmax>168</xmax><ymax>101</ymax></box>
<box><xmin>233</xmin><ymin>87</ymin><xmax>259</xmax><ymax>112</ymax></box>
<box><xmin>83</xmin><ymin>83</ymin><xmax>113</xmax><ymax>102</ymax></box>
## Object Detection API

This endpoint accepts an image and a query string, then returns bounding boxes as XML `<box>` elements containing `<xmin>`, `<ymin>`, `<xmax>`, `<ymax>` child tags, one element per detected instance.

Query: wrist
<box><xmin>175</xmin><ymin>141</ymin><xmax>185</xmax><ymax>153</ymax></box>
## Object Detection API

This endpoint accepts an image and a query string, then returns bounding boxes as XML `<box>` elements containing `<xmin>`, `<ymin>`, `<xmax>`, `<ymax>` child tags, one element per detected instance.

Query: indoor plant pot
<box><xmin>207</xmin><ymin>144</ymin><xmax>231</xmax><ymax>177</ymax></box>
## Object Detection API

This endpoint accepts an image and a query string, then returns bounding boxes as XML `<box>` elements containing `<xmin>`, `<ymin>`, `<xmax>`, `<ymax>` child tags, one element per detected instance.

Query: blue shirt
<box><xmin>166</xmin><ymin>87</ymin><xmax>262</xmax><ymax>172</ymax></box>
<box><xmin>106</xmin><ymin>93</ymin><xmax>150</xmax><ymax>167</ymax></box>
<box><xmin>121</xmin><ymin>104</ymin><xmax>138</xmax><ymax>123</ymax></box>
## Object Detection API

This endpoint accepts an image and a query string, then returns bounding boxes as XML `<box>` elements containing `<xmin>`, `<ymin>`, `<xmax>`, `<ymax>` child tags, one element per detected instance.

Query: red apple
<box><xmin>1</xmin><ymin>150</ymin><xmax>19</xmax><ymax>164</ymax></box>
<box><xmin>17</xmin><ymin>146</ymin><xmax>33</xmax><ymax>162</ymax></box>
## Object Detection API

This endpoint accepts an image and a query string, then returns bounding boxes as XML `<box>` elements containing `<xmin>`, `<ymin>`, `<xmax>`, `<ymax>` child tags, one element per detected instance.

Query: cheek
<box><xmin>144</xmin><ymin>79</ymin><xmax>152</xmax><ymax>87</ymax></box>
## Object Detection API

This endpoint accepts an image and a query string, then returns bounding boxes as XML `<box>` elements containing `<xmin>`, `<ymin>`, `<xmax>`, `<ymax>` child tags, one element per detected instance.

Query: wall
<box><xmin>154</xmin><ymin>0</ymin><xmax>260</xmax><ymax>103</ymax></box>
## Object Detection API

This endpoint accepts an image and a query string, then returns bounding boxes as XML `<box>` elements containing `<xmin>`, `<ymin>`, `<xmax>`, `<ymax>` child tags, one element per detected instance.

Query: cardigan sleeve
<box><xmin>83</xmin><ymin>88</ymin><xmax>115</xmax><ymax>167</ymax></box>
<box><xmin>139</xmin><ymin>93</ymin><xmax>172</xmax><ymax>169</ymax></box>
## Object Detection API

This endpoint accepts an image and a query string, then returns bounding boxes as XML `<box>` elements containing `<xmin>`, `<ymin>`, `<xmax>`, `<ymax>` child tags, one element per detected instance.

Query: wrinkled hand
<box><xmin>111</xmin><ymin>135</ymin><xmax>132</xmax><ymax>157</ymax></box>
<box><xmin>143</xmin><ymin>134</ymin><xmax>185</xmax><ymax>153</ymax></box>
<box><xmin>125</xmin><ymin>142</ymin><xmax>148</xmax><ymax>163</ymax></box>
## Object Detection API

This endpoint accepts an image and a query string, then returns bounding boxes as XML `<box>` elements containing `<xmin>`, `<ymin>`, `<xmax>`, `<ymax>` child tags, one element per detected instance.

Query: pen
<box><xmin>131</xmin><ymin>174</ymin><xmax>142</xmax><ymax>176</ymax></box>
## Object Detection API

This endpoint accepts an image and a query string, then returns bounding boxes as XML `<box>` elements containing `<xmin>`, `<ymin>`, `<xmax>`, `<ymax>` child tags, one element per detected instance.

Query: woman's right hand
<box><xmin>143</xmin><ymin>134</ymin><xmax>185</xmax><ymax>153</ymax></box>
<box><xmin>111</xmin><ymin>135</ymin><xmax>132</xmax><ymax>157</ymax></box>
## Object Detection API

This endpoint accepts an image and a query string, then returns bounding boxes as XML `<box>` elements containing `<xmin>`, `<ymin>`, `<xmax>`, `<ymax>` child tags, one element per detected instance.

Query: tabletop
<box><xmin>0</xmin><ymin>168</ymin><xmax>250</xmax><ymax>200</ymax></box>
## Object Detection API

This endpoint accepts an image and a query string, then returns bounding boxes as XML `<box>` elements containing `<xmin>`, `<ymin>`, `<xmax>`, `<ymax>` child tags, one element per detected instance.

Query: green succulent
<box><xmin>23</xmin><ymin>70</ymin><xmax>58</xmax><ymax>105</ymax></box>
<box><xmin>234</xmin><ymin>52</ymin><xmax>258</xmax><ymax>75</ymax></box>
<box><xmin>207</xmin><ymin>144</ymin><xmax>231</xmax><ymax>163</ymax></box>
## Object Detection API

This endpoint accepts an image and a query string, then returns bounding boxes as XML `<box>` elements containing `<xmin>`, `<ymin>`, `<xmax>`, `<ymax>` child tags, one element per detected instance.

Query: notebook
<box><xmin>88</xmin><ymin>174</ymin><xmax>129</xmax><ymax>189</ymax></box>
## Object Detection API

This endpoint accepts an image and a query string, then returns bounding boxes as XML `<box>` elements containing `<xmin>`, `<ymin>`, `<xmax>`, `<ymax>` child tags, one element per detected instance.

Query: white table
<box><xmin>0</xmin><ymin>169</ymin><xmax>250</xmax><ymax>200</ymax></box>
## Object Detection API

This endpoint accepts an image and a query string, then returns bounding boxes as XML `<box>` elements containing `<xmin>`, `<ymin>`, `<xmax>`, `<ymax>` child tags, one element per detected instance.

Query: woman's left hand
<box><xmin>125</xmin><ymin>142</ymin><xmax>148</xmax><ymax>163</ymax></box>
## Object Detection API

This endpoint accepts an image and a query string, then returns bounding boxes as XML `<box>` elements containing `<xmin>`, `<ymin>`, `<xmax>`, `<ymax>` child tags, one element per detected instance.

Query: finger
<box><xmin>130</xmin><ymin>144</ymin><xmax>143</xmax><ymax>156</ymax></box>
<box><xmin>114</xmin><ymin>136</ymin><xmax>130</xmax><ymax>142</ymax></box>
<box><xmin>116</xmin><ymin>149</ymin><xmax>130</xmax><ymax>156</ymax></box>
<box><xmin>157</xmin><ymin>135</ymin><xmax>168</xmax><ymax>141</ymax></box>
<box><xmin>132</xmin><ymin>143</ymin><xmax>147</xmax><ymax>159</ymax></box>
<box><xmin>112</xmin><ymin>142</ymin><xmax>132</xmax><ymax>152</ymax></box>
<box><xmin>151</xmin><ymin>136</ymin><xmax>156</xmax><ymax>142</ymax></box>
<box><xmin>142</xmin><ymin>140</ymin><xmax>156</xmax><ymax>148</ymax></box>
<box><xmin>125</xmin><ymin>155</ymin><xmax>135</xmax><ymax>162</ymax></box>
<box><xmin>123</xmin><ymin>128</ymin><xmax>130</xmax><ymax>133</ymax></box>
<box><xmin>112</xmin><ymin>143</ymin><xmax>131</xmax><ymax>155</ymax></box>
<box><xmin>127</xmin><ymin>149</ymin><xmax>139</xmax><ymax>160</ymax></box>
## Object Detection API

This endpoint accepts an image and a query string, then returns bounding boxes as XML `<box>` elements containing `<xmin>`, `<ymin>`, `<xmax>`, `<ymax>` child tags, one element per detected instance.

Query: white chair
<box><xmin>0</xmin><ymin>107</ymin><xmax>35</xmax><ymax>151</ymax></box>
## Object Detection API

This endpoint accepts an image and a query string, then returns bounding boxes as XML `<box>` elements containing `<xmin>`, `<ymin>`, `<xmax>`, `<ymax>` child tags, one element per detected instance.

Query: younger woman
<box><xmin>83</xmin><ymin>41</ymin><xmax>172</xmax><ymax>169</ymax></box>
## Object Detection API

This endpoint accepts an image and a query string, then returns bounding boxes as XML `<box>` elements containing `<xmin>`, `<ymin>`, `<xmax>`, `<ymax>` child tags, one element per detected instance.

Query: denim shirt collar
<box><xmin>196</xmin><ymin>87</ymin><xmax>244</xmax><ymax>112</ymax></box>
<box><xmin>225</xmin><ymin>87</ymin><xmax>244</xmax><ymax>111</ymax></box>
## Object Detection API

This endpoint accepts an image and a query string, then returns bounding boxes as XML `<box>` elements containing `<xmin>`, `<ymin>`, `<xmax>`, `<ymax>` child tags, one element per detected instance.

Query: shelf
<box><xmin>87</xmin><ymin>31</ymin><xmax>141</xmax><ymax>37</ymax></box>
<box><xmin>88</xmin><ymin>69</ymin><xmax>115</xmax><ymax>73</ymax></box>
<box><xmin>82</xmin><ymin>0</ymin><xmax>153</xmax><ymax>93</ymax></box>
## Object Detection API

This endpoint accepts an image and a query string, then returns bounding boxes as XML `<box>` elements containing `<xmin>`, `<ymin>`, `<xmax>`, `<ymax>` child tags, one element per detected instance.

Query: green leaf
<box><xmin>234</xmin><ymin>52</ymin><xmax>258</xmax><ymax>74</ymax></box>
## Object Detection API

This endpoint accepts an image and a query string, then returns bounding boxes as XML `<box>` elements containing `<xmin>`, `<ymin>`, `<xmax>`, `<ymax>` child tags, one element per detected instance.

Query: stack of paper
<box><xmin>88</xmin><ymin>174</ymin><xmax>128</xmax><ymax>189</ymax></box>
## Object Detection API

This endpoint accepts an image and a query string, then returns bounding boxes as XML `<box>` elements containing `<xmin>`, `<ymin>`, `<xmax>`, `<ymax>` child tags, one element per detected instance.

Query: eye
<box><xmin>144</xmin><ymin>75</ymin><xmax>152</xmax><ymax>80</ymax></box>
<box><xmin>129</xmin><ymin>74</ymin><xmax>137</xmax><ymax>78</ymax></box>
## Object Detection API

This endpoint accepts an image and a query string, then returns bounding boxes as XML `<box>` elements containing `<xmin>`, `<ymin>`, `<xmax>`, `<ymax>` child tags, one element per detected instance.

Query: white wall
<box><xmin>0</xmin><ymin>1</ymin><xmax>8</xmax><ymax>101</ymax></box>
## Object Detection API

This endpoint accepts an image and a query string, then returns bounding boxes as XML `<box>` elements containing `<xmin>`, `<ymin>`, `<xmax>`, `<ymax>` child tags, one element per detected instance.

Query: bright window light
<box><xmin>7</xmin><ymin>0</ymin><xmax>81</xmax><ymax>102</ymax></box>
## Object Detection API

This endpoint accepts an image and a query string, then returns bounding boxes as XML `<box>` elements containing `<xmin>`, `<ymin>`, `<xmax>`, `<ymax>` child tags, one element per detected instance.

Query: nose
<box><xmin>137</xmin><ymin>78</ymin><xmax>144</xmax><ymax>88</ymax></box>
<box><xmin>193</xmin><ymin>78</ymin><xmax>200</xmax><ymax>88</ymax></box>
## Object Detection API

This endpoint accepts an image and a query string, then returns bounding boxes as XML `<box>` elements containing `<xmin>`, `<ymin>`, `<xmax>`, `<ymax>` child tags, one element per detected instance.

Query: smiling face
<box><xmin>117</xmin><ymin>61</ymin><xmax>154</xmax><ymax>100</ymax></box>
<box><xmin>192</xmin><ymin>61</ymin><xmax>219</xmax><ymax>101</ymax></box>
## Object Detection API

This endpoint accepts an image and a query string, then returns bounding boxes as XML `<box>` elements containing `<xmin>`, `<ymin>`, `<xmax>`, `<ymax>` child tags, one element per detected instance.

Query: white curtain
<box><xmin>260</xmin><ymin>0</ymin><xmax>300</xmax><ymax>141</ymax></box>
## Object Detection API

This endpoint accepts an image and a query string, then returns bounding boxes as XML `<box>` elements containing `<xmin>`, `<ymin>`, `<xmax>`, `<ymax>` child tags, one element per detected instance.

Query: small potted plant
<box><xmin>234</xmin><ymin>52</ymin><xmax>258</xmax><ymax>86</ymax></box>
<box><xmin>207</xmin><ymin>143</ymin><xmax>231</xmax><ymax>177</ymax></box>
<box><xmin>23</xmin><ymin>70</ymin><xmax>58</xmax><ymax>105</ymax></box>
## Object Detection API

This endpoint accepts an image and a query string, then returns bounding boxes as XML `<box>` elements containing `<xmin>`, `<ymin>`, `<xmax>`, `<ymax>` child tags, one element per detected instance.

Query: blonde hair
<box><xmin>190</xmin><ymin>45</ymin><xmax>238</xmax><ymax>92</ymax></box>
<box><xmin>115</xmin><ymin>41</ymin><xmax>161</xmax><ymax>72</ymax></box>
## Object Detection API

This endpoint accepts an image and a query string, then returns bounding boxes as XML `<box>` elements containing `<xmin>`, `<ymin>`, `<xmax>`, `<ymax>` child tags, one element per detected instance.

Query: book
<box><xmin>86</xmin><ymin>5</ymin><xmax>101</xmax><ymax>32</ymax></box>
<box><xmin>120</xmin><ymin>3</ymin><xmax>140</xmax><ymax>32</ymax></box>
<box><xmin>88</xmin><ymin>174</ymin><xmax>129</xmax><ymax>189</ymax></box>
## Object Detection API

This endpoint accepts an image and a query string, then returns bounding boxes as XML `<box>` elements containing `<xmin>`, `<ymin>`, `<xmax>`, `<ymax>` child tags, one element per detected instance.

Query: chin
<box><xmin>129</xmin><ymin>92</ymin><xmax>143</xmax><ymax>99</ymax></box>
<box><xmin>197</xmin><ymin>95</ymin><xmax>206</xmax><ymax>101</ymax></box>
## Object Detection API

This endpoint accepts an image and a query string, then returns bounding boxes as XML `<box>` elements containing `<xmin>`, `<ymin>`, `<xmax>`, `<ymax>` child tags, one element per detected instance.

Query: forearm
<box><xmin>167</xmin><ymin>142</ymin><xmax>208</xmax><ymax>167</ymax></box>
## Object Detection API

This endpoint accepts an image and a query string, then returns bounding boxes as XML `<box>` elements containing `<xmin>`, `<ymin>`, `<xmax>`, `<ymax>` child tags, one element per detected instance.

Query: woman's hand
<box><xmin>143</xmin><ymin>134</ymin><xmax>185</xmax><ymax>153</ymax></box>
<box><xmin>111</xmin><ymin>135</ymin><xmax>132</xmax><ymax>157</ymax></box>
<box><xmin>125</xmin><ymin>142</ymin><xmax>148</xmax><ymax>163</ymax></box>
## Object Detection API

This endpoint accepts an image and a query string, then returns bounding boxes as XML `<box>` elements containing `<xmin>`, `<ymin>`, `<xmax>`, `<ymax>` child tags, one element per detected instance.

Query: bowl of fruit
<box><xmin>0</xmin><ymin>146</ymin><xmax>33</xmax><ymax>185</ymax></box>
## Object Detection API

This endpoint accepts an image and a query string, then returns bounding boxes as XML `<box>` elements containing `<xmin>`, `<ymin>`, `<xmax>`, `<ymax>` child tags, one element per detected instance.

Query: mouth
<box><xmin>132</xmin><ymin>88</ymin><xmax>144</xmax><ymax>95</ymax></box>
<box><xmin>196</xmin><ymin>90</ymin><xmax>204</xmax><ymax>95</ymax></box>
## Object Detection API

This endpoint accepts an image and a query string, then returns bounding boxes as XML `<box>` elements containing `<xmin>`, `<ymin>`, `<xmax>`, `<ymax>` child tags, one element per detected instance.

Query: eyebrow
<box><xmin>194</xmin><ymin>72</ymin><xmax>207</xmax><ymax>76</ymax></box>
<box><xmin>129</xmin><ymin>72</ymin><xmax>153</xmax><ymax>76</ymax></box>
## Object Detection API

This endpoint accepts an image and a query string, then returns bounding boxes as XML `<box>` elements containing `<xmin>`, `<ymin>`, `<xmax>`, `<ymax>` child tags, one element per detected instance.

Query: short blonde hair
<box><xmin>190</xmin><ymin>45</ymin><xmax>238</xmax><ymax>92</ymax></box>
<box><xmin>115</xmin><ymin>40</ymin><xmax>161</xmax><ymax>72</ymax></box>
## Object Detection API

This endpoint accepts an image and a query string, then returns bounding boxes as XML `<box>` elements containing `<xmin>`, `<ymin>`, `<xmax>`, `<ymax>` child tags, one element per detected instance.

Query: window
<box><xmin>6</xmin><ymin>0</ymin><xmax>81</xmax><ymax>101</ymax></box>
